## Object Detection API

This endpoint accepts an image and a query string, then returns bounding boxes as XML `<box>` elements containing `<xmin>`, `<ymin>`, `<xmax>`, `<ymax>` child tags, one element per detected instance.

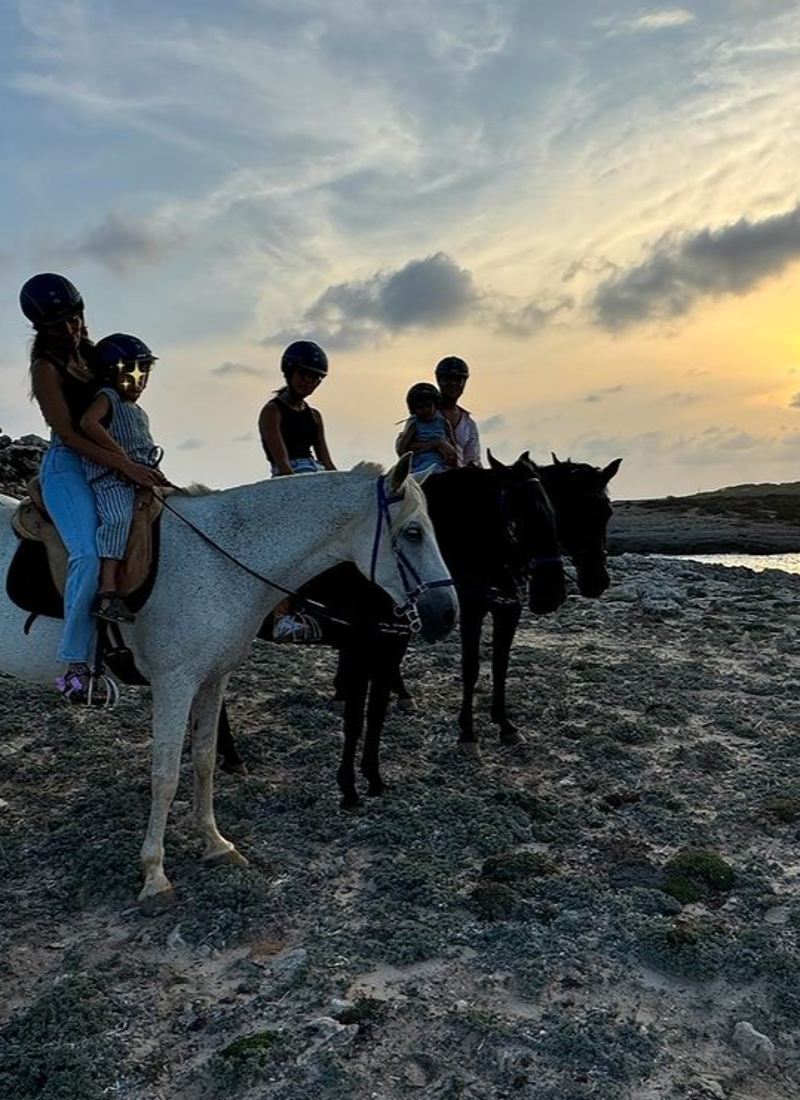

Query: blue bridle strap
<box><xmin>370</xmin><ymin>476</ymin><xmax>454</xmax><ymax>630</ymax></box>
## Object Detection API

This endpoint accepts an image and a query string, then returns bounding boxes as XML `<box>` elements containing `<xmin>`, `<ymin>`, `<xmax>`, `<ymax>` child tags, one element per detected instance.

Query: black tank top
<box><xmin>41</xmin><ymin>342</ymin><xmax>97</xmax><ymax>428</ymax></box>
<box><xmin>266</xmin><ymin>400</ymin><xmax>317</xmax><ymax>462</ymax></box>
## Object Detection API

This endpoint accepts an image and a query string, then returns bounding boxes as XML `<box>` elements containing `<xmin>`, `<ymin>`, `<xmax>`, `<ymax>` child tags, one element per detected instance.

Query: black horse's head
<box><xmin>528</xmin><ymin>453</ymin><xmax>622</xmax><ymax>599</ymax></box>
<box><xmin>486</xmin><ymin>452</ymin><xmax>567</xmax><ymax>615</ymax></box>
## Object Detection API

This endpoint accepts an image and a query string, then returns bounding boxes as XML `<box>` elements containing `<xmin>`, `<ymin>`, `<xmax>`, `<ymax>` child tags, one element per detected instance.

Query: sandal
<box><xmin>55</xmin><ymin>663</ymin><xmax>120</xmax><ymax>708</ymax></box>
<box><xmin>55</xmin><ymin>663</ymin><xmax>93</xmax><ymax>704</ymax></box>
<box><xmin>91</xmin><ymin>591</ymin><xmax>135</xmax><ymax>623</ymax></box>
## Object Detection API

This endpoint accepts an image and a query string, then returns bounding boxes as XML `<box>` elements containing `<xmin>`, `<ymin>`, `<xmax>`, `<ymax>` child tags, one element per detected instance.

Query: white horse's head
<box><xmin>348</xmin><ymin>455</ymin><xmax>457</xmax><ymax>642</ymax></box>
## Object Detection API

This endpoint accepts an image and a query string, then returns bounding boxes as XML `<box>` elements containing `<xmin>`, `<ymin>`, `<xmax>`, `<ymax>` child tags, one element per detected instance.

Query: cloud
<box><xmin>212</xmin><ymin>361</ymin><xmax>265</xmax><ymax>378</ymax></box>
<box><xmin>661</xmin><ymin>391</ymin><xmax>700</xmax><ymax>405</ymax></box>
<box><xmin>480</xmin><ymin>415</ymin><xmax>506</xmax><ymax>433</ymax></box>
<box><xmin>67</xmin><ymin>211</ymin><xmax>188</xmax><ymax>275</ymax></box>
<box><xmin>592</xmin><ymin>203</ymin><xmax>800</xmax><ymax>329</ymax></box>
<box><xmin>233</xmin><ymin>431</ymin><xmax>256</xmax><ymax>443</ymax></box>
<box><xmin>596</xmin><ymin>9</ymin><xmax>695</xmax><ymax>36</ymax></box>
<box><xmin>790</xmin><ymin>392</ymin><xmax>800</xmax><ymax>408</ymax></box>
<box><xmin>268</xmin><ymin>252</ymin><xmax>575</xmax><ymax>347</ymax></box>
<box><xmin>177</xmin><ymin>437</ymin><xmax>204</xmax><ymax>451</ymax></box>
<box><xmin>583</xmin><ymin>384</ymin><xmax>626</xmax><ymax>403</ymax></box>
<box><xmin>267</xmin><ymin>252</ymin><xmax>478</xmax><ymax>348</ymax></box>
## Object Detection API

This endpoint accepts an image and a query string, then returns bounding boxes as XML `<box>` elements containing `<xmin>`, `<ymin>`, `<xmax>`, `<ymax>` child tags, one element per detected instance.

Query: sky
<box><xmin>2</xmin><ymin>0</ymin><xmax>800</xmax><ymax>500</ymax></box>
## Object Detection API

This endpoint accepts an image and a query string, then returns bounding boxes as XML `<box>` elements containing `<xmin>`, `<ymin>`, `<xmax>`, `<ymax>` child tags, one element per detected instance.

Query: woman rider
<box><xmin>21</xmin><ymin>273</ymin><xmax>166</xmax><ymax>702</ymax></box>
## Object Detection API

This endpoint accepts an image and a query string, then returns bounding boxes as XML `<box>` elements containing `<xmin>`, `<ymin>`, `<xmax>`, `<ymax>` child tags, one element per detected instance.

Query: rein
<box><xmin>370</xmin><ymin>477</ymin><xmax>454</xmax><ymax>633</ymax></box>
<box><xmin>160</xmin><ymin>476</ymin><xmax>452</xmax><ymax>636</ymax></box>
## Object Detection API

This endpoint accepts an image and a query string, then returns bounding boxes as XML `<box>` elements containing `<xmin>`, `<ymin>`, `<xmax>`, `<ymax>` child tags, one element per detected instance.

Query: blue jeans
<box><xmin>40</xmin><ymin>441</ymin><xmax>99</xmax><ymax>663</ymax></box>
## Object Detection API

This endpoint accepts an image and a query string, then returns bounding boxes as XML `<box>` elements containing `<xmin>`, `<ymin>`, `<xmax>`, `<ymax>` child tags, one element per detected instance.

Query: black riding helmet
<box><xmin>91</xmin><ymin>333</ymin><xmax>158</xmax><ymax>385</ymax></box>
<box><xmin>281</xmin><ymin>340</ymin><xmax>329</xmax><ymax>379</ymax></box>
<box><xmin>19</xmin><ymin>273</ymin><xmax>84</xmax><ymax>329</ymax></box>
<box><xmin>406</xmin><ymin>381</ymin><xmax>441</xmax><ymax>413</ymax></box>
<box><xmin>435</xmin><ymin>355</ymin><xmax>469</xmax><ymax>379</ymax></box>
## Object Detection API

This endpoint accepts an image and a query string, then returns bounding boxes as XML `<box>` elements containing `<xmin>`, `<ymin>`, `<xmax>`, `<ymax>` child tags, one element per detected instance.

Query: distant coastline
<box><xmin>609</xmin><ymin>482</ymin><xmax>800</xmax><ymax>555</ymax></box>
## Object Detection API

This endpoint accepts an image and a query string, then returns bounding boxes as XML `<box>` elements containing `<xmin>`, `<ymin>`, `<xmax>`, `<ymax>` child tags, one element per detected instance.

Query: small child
<box><xmin>396</xmin><ymin>382</ymin><xmax>457</xmax><ymax>477</ymax></box>
<box><xmin>258</xmin><ymin>340</ymin><xmax>335</xmax><ymax>641</ymax></box>
<box><xmin>80</xmin><ymin>333</ymin><xmax>167</xmax><ymax>623</ymax></box>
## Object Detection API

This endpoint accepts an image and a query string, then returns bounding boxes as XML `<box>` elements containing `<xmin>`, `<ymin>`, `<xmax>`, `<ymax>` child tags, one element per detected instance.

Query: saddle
<box><xmin>6</xmin><ymin>476</ymin><xmax>163</xmax><ymax>620</ymax></box>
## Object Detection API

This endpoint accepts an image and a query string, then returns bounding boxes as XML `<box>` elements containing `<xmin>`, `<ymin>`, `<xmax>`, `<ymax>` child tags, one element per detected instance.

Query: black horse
<box><xmin>217</xmin><ymin>454</ymin><xmax>568</xmax><ymax>806</ymax></box>
<box><xmin>389</xmin><ymin>453</ymin><xmax>621</xmax><ymax>752</ymax></box>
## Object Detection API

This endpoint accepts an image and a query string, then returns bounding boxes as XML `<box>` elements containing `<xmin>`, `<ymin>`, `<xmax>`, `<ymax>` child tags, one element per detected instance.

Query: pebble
<box><xmin>732</xmin><ymin>1021</ymin><xmax>775</xmax><ymax>1064</ymax></box>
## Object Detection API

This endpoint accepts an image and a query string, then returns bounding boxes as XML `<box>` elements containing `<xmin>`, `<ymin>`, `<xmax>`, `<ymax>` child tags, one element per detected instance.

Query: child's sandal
<box><xmin>91</xmin><ymin>592</ymin><xmax>135</xmax><ymax>623</ymax></box>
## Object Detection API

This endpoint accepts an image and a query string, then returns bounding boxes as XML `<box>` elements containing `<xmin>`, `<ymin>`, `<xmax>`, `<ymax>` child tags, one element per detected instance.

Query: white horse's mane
<box><xmin>166</xmin><ymin>483</ymin><xmax>216</xmax><ymax>497</ymax></box>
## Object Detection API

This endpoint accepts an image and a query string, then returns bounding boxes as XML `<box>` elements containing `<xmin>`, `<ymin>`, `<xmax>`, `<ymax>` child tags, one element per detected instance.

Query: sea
<box><xmin>667</xmin><ymin>553</ymin><xmax>800</xmax><ymax>576</ymax></box>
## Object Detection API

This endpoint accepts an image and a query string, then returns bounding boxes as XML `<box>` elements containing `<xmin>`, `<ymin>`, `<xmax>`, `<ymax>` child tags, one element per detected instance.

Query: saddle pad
<box><xmin>7</xmin><ymin>500</ymin><xmax>162</xmax><ymax>619</ymax></box>
<box><xmin>11</xmin><ymin>480</ymin><xmax>163</xmax><ymax>598</ymax></box>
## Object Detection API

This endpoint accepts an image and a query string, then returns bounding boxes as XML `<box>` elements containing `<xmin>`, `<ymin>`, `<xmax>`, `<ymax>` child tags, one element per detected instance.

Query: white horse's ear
<box><xmin>601</xmin><ymin>457</ymin><xmax>623</xmax><ymax>485</ymax></box>
<box><xmin>390</xmin><ymin>452</ymin><xmax>413</xmax><ymax>492</ymax></box>
<box><xmin>487</xmin><ymin>450</ymin><xmax>506</xmax><ymax>473</ymax></box>
<box><xmin>415</xmin><ymin>466</ymin><xmax>437</xmax><ymax>486</ymax></box>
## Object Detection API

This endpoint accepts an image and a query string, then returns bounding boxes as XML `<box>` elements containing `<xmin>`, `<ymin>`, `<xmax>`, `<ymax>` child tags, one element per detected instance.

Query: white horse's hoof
<box><xmin>204</xmin><ymin>847</ymin><xmax>249</xmax><ymax>868</ymax></box>
<box><xmin>138</xmin><ymin>886</ymin><xmax>177</xmax><ymax>915</ymax></box>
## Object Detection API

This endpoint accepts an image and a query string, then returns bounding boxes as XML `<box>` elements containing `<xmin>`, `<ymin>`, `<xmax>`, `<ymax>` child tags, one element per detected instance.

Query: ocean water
<box><xmin>668</xmin><ymin>553</ymin><xmax>800</xmax><ymax>576</ymax></box>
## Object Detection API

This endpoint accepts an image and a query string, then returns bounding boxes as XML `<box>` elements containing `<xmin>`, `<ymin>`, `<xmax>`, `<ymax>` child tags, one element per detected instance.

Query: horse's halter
<box><xmin>370</xmin><ymin>476</ymin><xmax>454</xmax><ymax>633</ymax></box>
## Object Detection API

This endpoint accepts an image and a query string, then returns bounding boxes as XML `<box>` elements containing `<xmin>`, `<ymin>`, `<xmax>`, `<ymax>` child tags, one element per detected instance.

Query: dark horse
<box><xmin>217</xmin><ymin>454</ymin><xmax>568</xmax><ymax>806</ymax></box>
<box><xmin>399</xmin><ymin>452</ymin><xmax>622</xmax><ymax>754</ymax></box>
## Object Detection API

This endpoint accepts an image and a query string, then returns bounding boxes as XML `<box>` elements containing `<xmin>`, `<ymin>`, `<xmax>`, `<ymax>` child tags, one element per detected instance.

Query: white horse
<box><xmin>0</xmin><ymin>457</ymin><xmax>456</xmax><ymax>910</ymax></box>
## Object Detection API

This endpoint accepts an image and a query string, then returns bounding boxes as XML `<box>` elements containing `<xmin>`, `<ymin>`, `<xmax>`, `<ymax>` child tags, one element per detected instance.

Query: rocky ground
<box><xmin>3</xmin><ymin>554</ymin><xmax>800</xmax><ymax>1099</ymax></box>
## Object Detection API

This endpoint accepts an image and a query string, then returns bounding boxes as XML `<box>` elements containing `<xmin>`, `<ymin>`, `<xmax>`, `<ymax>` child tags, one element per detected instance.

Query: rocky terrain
<box><xmin>3</xmin><ymin>548</ymin><xmax>800</xmax><ymax>1098</ymax></box>
<box><xmin>4</xmin><ymin>441</ymin><xmax>800</xmax><ymax>1099</ymax></box>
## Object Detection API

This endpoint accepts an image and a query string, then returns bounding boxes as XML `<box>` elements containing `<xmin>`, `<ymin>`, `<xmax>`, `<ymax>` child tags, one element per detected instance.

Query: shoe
<box><xmin>92</xmin><ymin>592</ymin><xmax>135</xmax><ymax>623</ymax></box>
<box><xmin>55</xmin><ymin>664</ymin><xmax>120</xmax><ymax>708</ymax></box>
<box><xmin>272</xmin><ymin>613</ymin><xmax>321</xmax><ymax>643</ymax></box>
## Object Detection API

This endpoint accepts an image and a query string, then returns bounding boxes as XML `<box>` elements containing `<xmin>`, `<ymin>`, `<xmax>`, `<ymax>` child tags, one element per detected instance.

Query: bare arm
<box><xmin>32</xmin><ymin>361</ymin><xmax>164</xmax><ymax>487</ymax></box>
<box><xmin>311</xmin><ymin>409</ymin><xmax>336</xmax><ymax>470</ymax></box>
<box><xmin>259</xmin><ymin>402</ymin><xmax>295</xmax><ymax>475</ymax></box>
<box><xmin>396</xmin><ymin>419</ymin><xmax>420</xmax><ymax>455</ymax></box>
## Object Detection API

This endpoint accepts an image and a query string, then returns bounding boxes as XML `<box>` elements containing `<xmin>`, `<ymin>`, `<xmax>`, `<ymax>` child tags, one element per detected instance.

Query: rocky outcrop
<box><xmin>609</xmin><ymin>500</ymin><xmax>800</xmax><ymax>555</ymax></box>
<box><xmin>0</xmin><ymin>434</ymin><xmax>47</xmax><ymax>499</ymax></box>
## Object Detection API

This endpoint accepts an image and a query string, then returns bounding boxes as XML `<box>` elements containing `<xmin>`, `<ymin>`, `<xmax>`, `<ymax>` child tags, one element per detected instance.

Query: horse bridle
<box><xmin>497</xmin><ymin>476</ymin><xmax>563</xmax><ymax>602</ymax></box>
<box><xmin>370</xmin><ymin>476</ymin><xmax>454</xmax><ymax>633</ymax></box>
<box><xmin>161</xmin><ymin>474</ymin><xmax>453</xmax><ymax>635</ymax></box>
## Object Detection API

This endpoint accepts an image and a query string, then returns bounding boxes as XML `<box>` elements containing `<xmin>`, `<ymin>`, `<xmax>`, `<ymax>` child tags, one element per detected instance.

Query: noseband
<box><xmin>370</xmin><ymin>476</ymin><xmax>454</xmax><ymax>633</ymax></box>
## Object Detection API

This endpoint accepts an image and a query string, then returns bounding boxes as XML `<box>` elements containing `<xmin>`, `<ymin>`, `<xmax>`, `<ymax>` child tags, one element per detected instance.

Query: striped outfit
<box><xmin>82</xmin><ymin>388</ymin><xmax>157</xmax><ymax>560</ymax></box>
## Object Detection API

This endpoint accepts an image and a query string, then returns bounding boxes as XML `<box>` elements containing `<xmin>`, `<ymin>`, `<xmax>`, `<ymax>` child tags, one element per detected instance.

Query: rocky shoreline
<box><xmin>608</xmin><ymin>501</ymin><xmax>800</xmax><ymax>556</ymax></box>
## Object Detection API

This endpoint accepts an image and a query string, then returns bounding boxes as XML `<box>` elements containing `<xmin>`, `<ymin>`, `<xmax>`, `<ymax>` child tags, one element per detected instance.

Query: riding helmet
<box><xmin>281</xmin><ymin>340</ymin><xmax>329</xmax><ymax>378</ymax></box>
<box><xmin>19</xmin><ymin>273</ymin><xmax>84</xmax><ymax>329</ymax></box>
<box><xmin>435</xmin><ymin>355</ymin><xmax>469</xmax><ymax>379</ymax></box>
<box><xmin>406</xmin><ymin>381</ymin><xmax>441</xmax><ymax>413</ymax></box>
<box><xmin>91</xmin><ymin>333</ymin><xmax>158</xmax><ymax>383</ymax></box>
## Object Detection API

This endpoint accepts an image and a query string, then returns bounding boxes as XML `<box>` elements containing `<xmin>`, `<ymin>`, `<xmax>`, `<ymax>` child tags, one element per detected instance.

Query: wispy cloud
<box><xmin>583</xmin><ymin>384</ymin><xmax>627</xmax><ymax>403</ymax></box>
<box><xmin>592</xmin><ymin>202</ymin><xmax>800</xmax><ymax>329</ymax></box>
<box><xmin>597</xmin><ymin>9</ymin><xmax>695</xmax><ymax>37</ymax></box>
<box><xmin>480</xmin><ymin>414</ymin><xmax>506</xmax><ymax>433</ymax></box>
<box><xmin>177</xmin><ymin>437</ymin><xmax>204</xmax><ymax>451</ymax></box>
<box><xmin>212</xmin><ymin>361</ymin><xmax>265</xmax><ymax>378</ymax></box>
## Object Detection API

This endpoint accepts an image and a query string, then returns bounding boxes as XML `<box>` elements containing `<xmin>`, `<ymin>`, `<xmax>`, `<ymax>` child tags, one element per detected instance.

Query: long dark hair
<box><xmin>27</xmin><ymin>321</ymin><xmax>92</xmax><ymax>396</ymax></box>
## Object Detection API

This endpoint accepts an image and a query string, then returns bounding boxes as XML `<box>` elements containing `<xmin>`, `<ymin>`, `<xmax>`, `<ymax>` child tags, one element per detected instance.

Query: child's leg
<box><xmin>92</xmin><ymin>481</ymin><xmax>137</xmax><ymax>622</ymax></box>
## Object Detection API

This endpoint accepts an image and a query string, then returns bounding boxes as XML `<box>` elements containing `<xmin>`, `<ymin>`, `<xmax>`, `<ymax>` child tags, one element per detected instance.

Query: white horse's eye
<box><xmin>404</xmin><ymin>524</ymin><xmax>423</xmax><ymax>542</ymax></box>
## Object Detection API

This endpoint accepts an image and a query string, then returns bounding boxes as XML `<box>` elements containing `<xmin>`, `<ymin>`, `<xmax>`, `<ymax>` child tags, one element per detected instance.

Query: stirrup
<box><xmin>272</xmin><ymin>612</ymin><xmax>323</xmax><ymax>644</ymax></box>
<box><xmin>91</xmin><ymin>591</ymin><xmax>135</xmax><ymax>623</ymax></box>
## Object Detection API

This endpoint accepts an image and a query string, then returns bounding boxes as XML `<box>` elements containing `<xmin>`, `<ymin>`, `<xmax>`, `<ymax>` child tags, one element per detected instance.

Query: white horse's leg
<box><xmin>191</xmin><ymin>677</ymin><xmax>248</xmax><ymax>867</ymax></box>
<box><xmin>139</xmin><ymin>676</ymin><xmax>196</xmax><ymax>912</ymax></box>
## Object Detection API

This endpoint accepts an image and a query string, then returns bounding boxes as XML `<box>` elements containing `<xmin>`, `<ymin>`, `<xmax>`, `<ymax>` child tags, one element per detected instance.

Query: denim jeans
<box><xmin>40</xmin><ymin>441</ymin><xmax>99</xmax><ymax>663</ymax></box>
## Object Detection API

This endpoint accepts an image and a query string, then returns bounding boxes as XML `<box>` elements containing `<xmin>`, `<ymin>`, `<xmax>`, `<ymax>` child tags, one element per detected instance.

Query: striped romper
<box><xmin>82</xmin><ymin>387</ymin><xmax>158</xmax><ymax>561</ymax></box>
